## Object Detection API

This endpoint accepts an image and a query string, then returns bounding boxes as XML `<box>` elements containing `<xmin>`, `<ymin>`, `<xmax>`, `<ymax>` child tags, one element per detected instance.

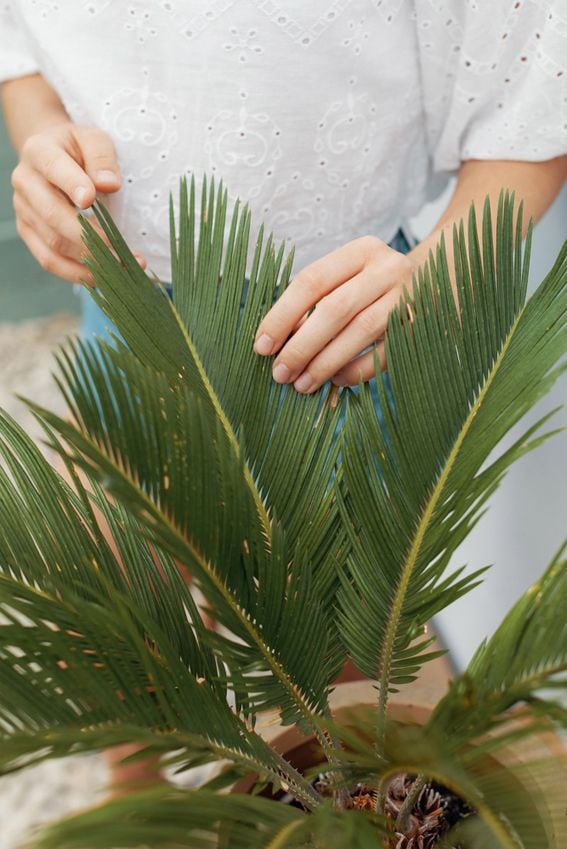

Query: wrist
<box><xmin>1</xmin><ymin>74</ymin><xmax>70</xmax><ymax>153</ymax></box>
<box><xmin>408</xmin><ymin>222</ymin><xmax>454</xmax><ymax>271</ymax></box>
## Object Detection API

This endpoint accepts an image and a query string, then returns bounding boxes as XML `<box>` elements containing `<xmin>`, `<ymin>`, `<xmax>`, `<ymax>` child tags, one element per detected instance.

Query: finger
<box><xmin>14</xmin><ymin>172</ymin><xmax>92</xmax><ymax>258</ymax></box>
<box><xmin>23</xmin><ymin>134</ymin><xmax>96</xmax><ymax>209</ymax></box>
<box><xmin>14</xmin><ymin>172</ymin><xmax>121</xmax><ymax>263</ymax></box>
<box><xmin>271</xmin><ymin>265</ymin><xmax>397</xmax><ymax>385</ymax></box>
<box><xmin>17</xmin><ymin>204</ymin><xmax>84</xmax><ymax>264</ymax></box>
<box><xmin>18</xmin><ymin>220</ymin><xmax>91</xmax><ymax>285</ymax></box>
<box><xmin>254</xmin><ymin>238</ymin><xmax>377</xmax><ymax>356</ymax></box>
<box><xmin>292</xmin><ymin>288</ymin><xmax>399</xmax><ymax>393</ymax></box>
<box><xmin>332</xmin><ymin>344</ymin><xmax>387</xmax><ymax>387</ymax></box>
<box><xmin>72</xmin><ymin>126</ymin><xmax>121</xmax><ymax>193</ymax></box>
<box><xmin>132</xmin><ymin>251</ymin><xmax>147</xmax><ymax>269</ymax></box>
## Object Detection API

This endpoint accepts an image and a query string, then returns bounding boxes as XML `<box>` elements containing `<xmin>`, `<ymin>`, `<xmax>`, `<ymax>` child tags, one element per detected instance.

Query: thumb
<box><xmin>72</xmin><ymin>126</ymin><xmax>122</xmax><ymax>194</ymax></box>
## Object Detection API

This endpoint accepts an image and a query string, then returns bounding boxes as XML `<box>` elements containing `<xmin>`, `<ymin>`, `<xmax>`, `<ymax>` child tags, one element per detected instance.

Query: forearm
<box><xmin>255</xmin><ymin>157</ymin><xmax>566</xmax><ymax>390</ymax></box>
<box><xmin>1</xmin><ymin>73</ymin><xmax>70</xmax><ymax>152</ymax></box>
<box><xmin>411</xmin><ymin>156</ymin><xmax>567</xmax><ymax>268</ymax></box>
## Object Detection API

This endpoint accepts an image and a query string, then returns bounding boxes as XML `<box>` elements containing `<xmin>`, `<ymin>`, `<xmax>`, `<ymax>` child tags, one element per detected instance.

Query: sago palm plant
<box><xmin>0</xmin><ymin>178</ymin><xmax>566</xmax><ymax>849</ymax></box>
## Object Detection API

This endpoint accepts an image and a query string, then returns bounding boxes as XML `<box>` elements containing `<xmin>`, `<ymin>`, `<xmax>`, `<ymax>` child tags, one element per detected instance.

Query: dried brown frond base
<box><xmin>272</xmin><ymin>771</ymin><xmax>472</xmax><ymax>847</ymax></box>
<box><xmin>383</xmin><ymin>774</ymin><xmax>472</xmax><ymax>849</ymax></box>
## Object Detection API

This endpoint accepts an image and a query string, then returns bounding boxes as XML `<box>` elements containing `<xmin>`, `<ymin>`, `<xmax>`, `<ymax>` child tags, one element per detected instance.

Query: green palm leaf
<box><xmin>0</xmin><ymin>572</ymin><xmax>319</xmax><ymax>809</ymax></box>
<box><xmin>85</xmin><ymin>178</ymin><xmax>343</xmax><ymax>577</ymax></box>
<box><xmin>0</xmin><ymin>414</ymin><xmax>319</xmax><ymax>808</ymax></box>
<box><xmin>29</xmin><ymin>789</ymin><xmax>386</xmax><ymax>849</ymax></box>
<box><xmin>31</xmin><ymin>349</ymin><xmax>339</xmax><ymax>735</ymax></box>
<box><xmin>439</xmin><ymin>757</ymin><xmax>567</xmax><ymax>849</ymax></box>
<box><xmin>27</xmin><ymin>788</ymin><xmax>306</xmax><ymax>849</ymax></box>
<box><xmin>429</xmin><ymin>544</ymin><xmax>567</xmax><ymax>746</ymax></box>
<box><xmin>337</xmin><ymin>195</ymin><xmax>567</xmax><ymax>712</ymax></box>
<box><xmin>20</xmin><ymin>179</ymin><xmax>348</xmax><ymax>745</ymax></box>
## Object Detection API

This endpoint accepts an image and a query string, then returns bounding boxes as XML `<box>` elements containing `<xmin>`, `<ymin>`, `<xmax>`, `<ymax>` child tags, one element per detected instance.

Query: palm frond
<box><xmin>85</xmin><ymin>179</ymin><xmax>344</xmax><ymax>578</ymax></box>
<box><xmin>28</xmin><ymin>788</ymin><xmax>307</xmax><ymax>849</ymax></box>
<box><xmin>0</xmin><ymin>409</ymin><xmax>332</xmax><ymax>803</ymax></box>
<box><xmin>0</xmin><ymin>571</ymin><xmax>320</xmax><ymax>808</ymax></box>
<box><xmin>0</xmin><ymin>413</ymin><xmax>321</xmax><ymax>807</ymax></box>
<box><xmin>29</xmin><ymin>787</ymin><xmax>387</xmax><ymax>849</ymax></box>
<box><xmin>18</xmin><ymin>177</ymin><xmax>351</xmax><ymax>738</ymax></box>
<box><xmin>439</xmin><ymin>757</ymin><xmax>567</xmax><ymax>849</ymax></box>
<box><xmin>428</xmin><ymin>544</ymin><xmax>567</xmax><ymax>746</ymax></box>
<box><xmin>30</xmin><ymin>354</ymin><xmax>339</xmax><ymax>734</ymax></box>
<box><xmin>0</xmin><ymin>720</ymin><xmax>321</xmax><ymax>812</ymax></box>
<box><xmin>0</xmin><ymin>409</ymin><xmax>217</xmax><ymax>682</ymax></box>
<box><xmin>337</xmin><ymin>195</ymin><xmax>567</xmax><ymax>707</ymax></box>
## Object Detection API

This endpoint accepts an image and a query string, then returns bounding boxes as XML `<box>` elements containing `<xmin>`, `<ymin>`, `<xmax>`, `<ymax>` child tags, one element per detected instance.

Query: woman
<box><xmin>1</xmin><ymin>0</ymin><xmax>566</xmax><ymax>794</ymax></box>
<box><xmin>2</xmin><ymin>2</ymin><xmax>566</xmax><ymax>387</ymax></box>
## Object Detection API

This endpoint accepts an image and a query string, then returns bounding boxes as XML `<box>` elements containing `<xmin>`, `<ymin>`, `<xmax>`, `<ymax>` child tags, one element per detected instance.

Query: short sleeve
<box><xmin>416</xmin><ymin>0</ymin><xmax>567</xmax><ymax>174</ymax></box>
<box><xmin>0</xmin><ymin>2</ymin><xmax>39</xmax><ymax>83</ymax></box>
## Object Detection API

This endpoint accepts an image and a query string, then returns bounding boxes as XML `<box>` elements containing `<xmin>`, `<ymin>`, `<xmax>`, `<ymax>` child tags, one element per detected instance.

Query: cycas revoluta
<box><xmin>0</xmin><ymin>178</ymin><xmax>566</xmax><ymax>848</ymax></box>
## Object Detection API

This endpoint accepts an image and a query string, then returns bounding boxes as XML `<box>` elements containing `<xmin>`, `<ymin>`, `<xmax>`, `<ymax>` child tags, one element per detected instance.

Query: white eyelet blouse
<box><xmin>1</xmin><ymin>0</ymin><xmax>565</xmax><ymax>279</ymax></box>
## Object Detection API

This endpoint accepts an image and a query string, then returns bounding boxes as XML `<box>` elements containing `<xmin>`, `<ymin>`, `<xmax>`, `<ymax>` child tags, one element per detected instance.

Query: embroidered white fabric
<box><xmin>1</xmin><ymin>0</ymin><xmax>565</xmax><ymax>279</ymax></box>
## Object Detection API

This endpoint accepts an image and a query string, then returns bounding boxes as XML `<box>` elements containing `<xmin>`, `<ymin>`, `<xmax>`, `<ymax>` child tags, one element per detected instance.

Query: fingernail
<box><xmin>294</xmin><ymin>373</ymin><xmax>314</xmax><ymax>393</ymax></box>
<box><xmin>254</xmin><ymin>334</ymin><xmax>274</xmax><ymax>355</ymax></box>
<box><xmin>133</xmin><ymin>252</ymin><xmax>147</xmax><ymax>267</ymax></box>
<box><xmin>73</xmin><ymin>186</ymin><xmax>90</xmax><ymax>208</ymax></box>
<box><xmin>95</xmin><ymin>169</ymin><xmax>120</xmax><ymax>186</ymax></box>
<box><xmin>273</xmin><ymin>363</ymin><xmax>291</xmax><ymax>383</ymax></box>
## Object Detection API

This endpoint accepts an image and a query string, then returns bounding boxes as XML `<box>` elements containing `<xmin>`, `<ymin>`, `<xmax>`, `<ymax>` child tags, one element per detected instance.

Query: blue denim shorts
<box><xmin>79</xmin><ymin>229</ymin><xmax>414</xmax><ymax>344</ymax></box>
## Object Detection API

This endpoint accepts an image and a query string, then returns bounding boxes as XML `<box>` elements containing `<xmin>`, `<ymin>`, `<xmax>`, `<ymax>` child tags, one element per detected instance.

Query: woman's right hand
<box><xmin>11</xmin><ymin>122</ymin><xmax>145</xmax><ymax>283</ymax></box>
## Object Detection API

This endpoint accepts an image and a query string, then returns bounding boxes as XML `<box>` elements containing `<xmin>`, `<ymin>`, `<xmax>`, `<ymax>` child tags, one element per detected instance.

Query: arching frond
<box><xmin>31</xmin><ymin>352</ymin><xmax>339</xmax><ymax>733</ymax></box>
<box><xmin>337</xmin><ymin>196</ymin><xmax>567</xmax><ymax>707</ymax></box>
<box><xmin>439</xmin><ymin>757</ymin><xmax>567</xmax><ymax>849</ymax></box>
<box><xmin>429</xmin><ymin>545</ymin><xmax>567</xmax><ymax>746</ymax></box>
<box><xmin>0</xmin><ymin>414</ymin><xmax>320</xmax><ymax>808</ymax></box>
<box><xmin>83</xmin><ymin>180</ymin><xmax>344</xmax><ymax>581</ymax></box>
<box><xmin>27</xmin><ymin>788</ymin><xmax>307</xmax><ymax>849</ymax></box>
<box><xmin>0</xmin><ymin>409</ymin><xmax>216</xmax><ymax>682</ymax></box>
<box><xmin>19</xmin><ymin>178</ymin><xmax>351</xmax><ymax>738</ymax></box>
<box><xmin>28</xmin><ymin>788</ymin><xmax>387</xmax><ymax>849</ymax></box>
<box><xmin>0</xmin><ymin>571</ymin><xmax>319</xmax><ymax>809</ymax></box>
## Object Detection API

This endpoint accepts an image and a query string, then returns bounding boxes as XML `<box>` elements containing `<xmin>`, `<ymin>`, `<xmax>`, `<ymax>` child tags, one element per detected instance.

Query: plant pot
<box><xmin>233</xmin><ymin>664</ymin><xmax>566</xmax><ymax>847</ymax></box>
<box><xmin>233</xmin><ymin>673</ymin><xmax>451</xmax><ymax>798</ymax></box>
<box><xmin>249</xmin><ymin>649</ymin><xmax>453</xmax><ymax>763</ymax></box>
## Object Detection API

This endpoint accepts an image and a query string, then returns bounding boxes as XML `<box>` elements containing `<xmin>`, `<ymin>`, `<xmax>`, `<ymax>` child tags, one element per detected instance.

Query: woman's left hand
<box><xmin>253</xmin><ymin>236</ymin><xmax>416</xmax><ymax>392</ymax></box>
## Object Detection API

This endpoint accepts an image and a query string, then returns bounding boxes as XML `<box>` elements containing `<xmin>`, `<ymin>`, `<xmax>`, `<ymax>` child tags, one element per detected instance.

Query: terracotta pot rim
<box><xmin>232</xmin><ymin>692</ymin><xmax>565</xmax><ymax>802</ymax></box>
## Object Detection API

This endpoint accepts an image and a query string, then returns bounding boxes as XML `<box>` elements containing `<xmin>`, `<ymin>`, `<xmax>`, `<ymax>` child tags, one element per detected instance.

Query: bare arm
<box><xmin>410</xmin><ymin>157</ymin><xmax>567</xmax><ymax>270</ymax></box>
<box><xmin>1</xmin><ymin>73</ymin><xmax>70</xmax><ymax>150</ymax></box>
<box><xmin>254</xmin><ymin>156</ymin><xmax>567</xmax><ymax>391</ymax></box>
